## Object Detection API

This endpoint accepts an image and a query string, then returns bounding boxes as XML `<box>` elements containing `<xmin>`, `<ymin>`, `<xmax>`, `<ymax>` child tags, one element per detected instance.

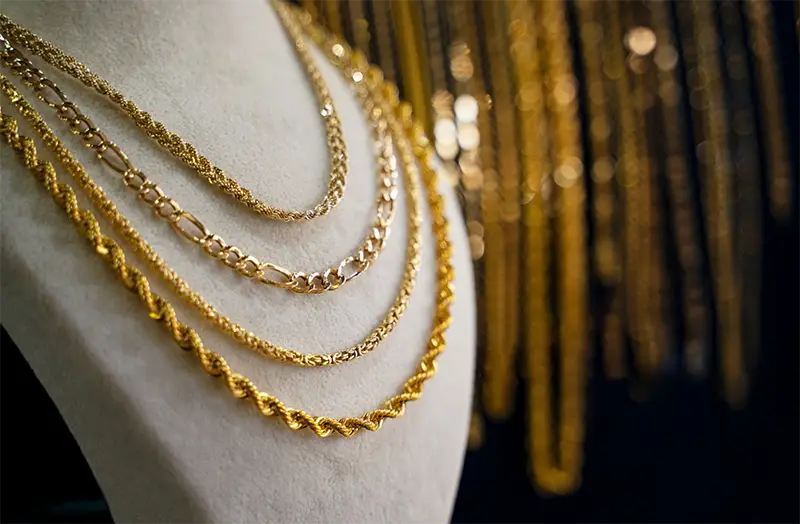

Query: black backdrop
<box><xmin>1</xmin><ymin>1</ymin><xmax>798</xmax><ymax>522</ymax></box>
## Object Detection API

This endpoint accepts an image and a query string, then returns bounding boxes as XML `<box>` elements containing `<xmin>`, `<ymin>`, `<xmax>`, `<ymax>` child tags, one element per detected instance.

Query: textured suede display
<box><xmin>0</xmin><ymin>1</ymin><xmax>476</xmax><ymax>522</ymax></box>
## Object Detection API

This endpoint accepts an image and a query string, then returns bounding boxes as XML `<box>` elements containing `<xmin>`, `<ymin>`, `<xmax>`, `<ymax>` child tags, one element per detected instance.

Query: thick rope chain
<box><xmin>0</xmin><ymin>5</ymin><xmax>348</xmax><ymax>222</ymax></box>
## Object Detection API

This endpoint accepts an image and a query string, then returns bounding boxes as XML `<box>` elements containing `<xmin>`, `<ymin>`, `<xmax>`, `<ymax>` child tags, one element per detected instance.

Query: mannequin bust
<box><xmin>0</xmin><ymin>1</ymin><xmax>476</xmax><ymax>523</ymax></box>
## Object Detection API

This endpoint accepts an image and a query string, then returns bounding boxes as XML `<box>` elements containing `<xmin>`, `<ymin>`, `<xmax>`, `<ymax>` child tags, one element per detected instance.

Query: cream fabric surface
<box><xmin>0</xmin><ymin>1</ymin><xmax>476</xmax><ymax>522</ymax></box>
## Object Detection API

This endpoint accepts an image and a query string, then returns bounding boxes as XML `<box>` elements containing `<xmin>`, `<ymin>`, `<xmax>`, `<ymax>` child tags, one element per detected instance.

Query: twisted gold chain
<box><xmin>0</xmin><ymin>4</ymin><xmax>454</xmax><ymax>436</ymax></box>
<box><xmin>0</xmin><ymin>4</ymin><xmax>424</xmax><ymax>367</ymax></box>
<box><xmin>0</xmin><ymin>5</ymin><xmax>348</xmax><ymax>222</ymax></box>
<box><xmin>1</xmin><ymin>9</ymin><xmax>398</xmax><ymax>294</ymax></box>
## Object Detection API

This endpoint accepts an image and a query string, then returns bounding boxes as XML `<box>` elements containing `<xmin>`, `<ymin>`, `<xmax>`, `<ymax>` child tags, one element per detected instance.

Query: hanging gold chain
<box><xmin>507</xmin><ymin>0</ymin><xmax>550</xmax><ymax>491</ymax></box>
<box><xmin>691</xmin><ymin>0</ymin><xmax>745</xmax><ymax>407</ymax></box>
<box><xmin>0</xmin><ymin>36</ymin><xmax>397</xmax><ymax>294</ymax></box>
<box><xmin>531</xmin><ymin>0</ymin><xmax>589</xmax><ymax>495</ymax></box>
<box><xmin>719</xmin><ymin>0</ymin><xmax>763</xmax><ymax>381</ymax></box>
<box><xmin>0</xmin><ymin>4</ymin><xmax>348</xmax><ymax>222</ymax></box>
<box><xmin>0</xmin><ymin>4</ymin><xmax>454</xmax><ymax>436</ymax></box>
<box><xmin>576</xmin><ymin>0</ymin><xmax>625</xmax><ymax>379</ymax></box>
<box><xmin>745</xmin><ymin>0</ymin><xmax>793</xmax><ymax>221</ymax></box>
<box><xmin>650</xmin><ymin>0</ymin><xmax>710</xmax><ymax>377</ymax></box>
<box><xmin>0</xmin><ymin>3</ymin><xmax>424</xmax><ymax>367</ymax></box>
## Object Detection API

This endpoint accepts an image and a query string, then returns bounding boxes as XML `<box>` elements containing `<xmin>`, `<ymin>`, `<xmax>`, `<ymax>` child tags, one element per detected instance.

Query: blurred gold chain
<box><xmin>0</xmin><ymin>4</ymin><xmax>454</xmax><ymax>436</ymax></box>
<box><xmin>719</xmin><ymin>0</ymin><xmax>763</xmax><ymax>381</ymax></box>
<box><xmin>607</xmin><ymin>1</ymin><xmax>659</xmax><ymax>376</ymax></box>
<box><xmin>576</xmin><ymin>0</ymin><xmax>625</xmax><ymax>379</ymax></box>
<box><xmin>507</xmin><ymin>0</ymin><xmax>550</xmax><ymax>490</ymax></box>
<box><xmin>481</xmin><ymin>0</ymin><xmax>521</xmax><ymax>421</ymax></box>
<box><xmin>0</xmin><ymin>34</ymin><xmax>398</xmax><ymax>294</ymax></box>
<box><xmin>745</xmin><ymin>0</ymin><xmax>793</xmax><ymax>221</ymax></box>
<box><xmin>0</xmin><ymin>5</ymin><xmax>348</xmax><ymax>222</ymax></box>
<box><xmin>691</xmin><ymin>0</ymin><xmax>745</xmax><ymax>407</ymax></box>
<box><xmin>0</xmin><ymin>3</ymin><xmax>425</xmax><ymax>367</ymax></box>
<box><xmin>650</xmin><ymin>0</ymin><xmax>710</xmax><ymax>377</ymax></box>
<box><xmin>532</xmin><ymin>0</ymin><xmax>589</xmax><ymax>495</ymax></box>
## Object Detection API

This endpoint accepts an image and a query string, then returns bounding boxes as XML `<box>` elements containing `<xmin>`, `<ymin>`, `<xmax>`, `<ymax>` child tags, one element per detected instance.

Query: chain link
<box><xmin>0</xmin><ymin>36</ymin><xmax>398</xmax><ymax>294</ymax></box>
<box><xmin>0</xmin><ymin>5</ymin><xmax>349</xmax><ymax>222</ymax></box>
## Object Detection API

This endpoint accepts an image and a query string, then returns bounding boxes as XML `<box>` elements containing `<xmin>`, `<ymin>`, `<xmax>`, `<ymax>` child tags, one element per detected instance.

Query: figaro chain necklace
<box><xmin>0</xmin><ymin>7</ymin><xmax>400</xmax><ymax>294</ymax></box>
<box><xmin>0</xmin><ymin>2</ymin><xmax>454</xmax><ymax>436</ymax></box>
<box><xmin>0</xmin><ymin>6</ymin><xmax>421</xmax><ymax>367</ymax></box>
<box><xmin>0</xmin><ymin>9</ymin><xmax>348</xmax><ymax>223</ymax></box>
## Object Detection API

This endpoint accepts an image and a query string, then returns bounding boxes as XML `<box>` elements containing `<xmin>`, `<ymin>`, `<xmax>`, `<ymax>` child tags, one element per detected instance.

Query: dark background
<box><xmin>1</xmin><ymin>1</ymin><xmax>798</xmax><ymax>522</ymax></box>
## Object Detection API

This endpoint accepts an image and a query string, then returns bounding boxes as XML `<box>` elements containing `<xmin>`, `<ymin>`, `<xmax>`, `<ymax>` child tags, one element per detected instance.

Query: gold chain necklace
<box><xmin>0</xmin><ymin>3</ymin><xmax>454</xmax><ymax>436</ymax></box>
<box><xmin>0</xmin><ymin>5</ymin><xmax>423</xmax><ymax>367</ymax></box>
<box><xmin>0</xmin><ymin>5</ymin><xmax>348</xmax><ymax>223</ymax></box>
<box><xmin>1</xmin><ymin>11</ymin><xmax>398</xmax><ymax>295</ymax></box>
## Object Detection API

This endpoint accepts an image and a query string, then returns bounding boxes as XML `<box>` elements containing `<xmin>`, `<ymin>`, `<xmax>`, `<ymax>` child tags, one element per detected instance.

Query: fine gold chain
<box><xmin>0</xmin><ymin>4</ymin><xmax>454</xmax><ymax>436</ymax></box>
<box><xmin>691</xmin><ymin>0</ymin><xmax>745</xmax><ymax>406</ymax></box>
<box><xmin>1</xmin><ymin>14</ymin><xmax>398</xmax><ymax>295</ymax></box>
<box><xmin>745</xmin><ymin>0</ymin><xmax>793</xmax><ymax>221</ymax></box>
<box><xmin>0</xmin><ymin>5</ymin><xmax>424</xmax><ymax>368</ymax></box>
<box><xmin>0</xmin><ymin>7</ymin><xmax>348</xmax><ymax>223</ymax></box>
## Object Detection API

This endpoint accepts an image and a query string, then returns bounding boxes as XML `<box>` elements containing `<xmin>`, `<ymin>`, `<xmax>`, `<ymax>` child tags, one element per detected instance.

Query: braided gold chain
<box><xmin>1</xmin><ymin>9</ymin><xmax>398</xmax><ymax>294</ymax></box>
<box><xmin>0</xmin><ymin>4</ymin><xmax>348</xmax><ymax>222</ymax></box>
<box><xmin>0</xmin><ymin>7</ymin><xmax>454</xmax><ymax>437</ymax></box>
<box><xmin>0</xmin><ymin>5</ymin><xmax>425</xmax><ymax>367</ymax></box>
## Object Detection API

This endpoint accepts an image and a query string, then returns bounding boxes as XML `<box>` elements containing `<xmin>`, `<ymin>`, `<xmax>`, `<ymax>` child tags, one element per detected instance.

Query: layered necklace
<box><xmin>0</xmin><ymin>1</ymin><xmax>455</xmax><ymax>436</ymax></box>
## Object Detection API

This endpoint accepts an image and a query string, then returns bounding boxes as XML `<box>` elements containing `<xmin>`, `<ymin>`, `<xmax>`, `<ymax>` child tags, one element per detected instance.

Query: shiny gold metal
<box><xmin>0</xmin><ymin>5</ymin><xmax>349</xmax><ymax>223</ymax></box>
<box><xmin>1</xmin><ymin>14</ymin><xmax>398</xmax><ymax>295</ymax></box>
<box><xmin>0</xmin><ymin>4</ymin><xmax>455</xmax><ymax>436</ymax></box>
<box><xmin>0</xmin><ymin>5</ymin><xmax>424</xmax><ymax>367</ymax></box>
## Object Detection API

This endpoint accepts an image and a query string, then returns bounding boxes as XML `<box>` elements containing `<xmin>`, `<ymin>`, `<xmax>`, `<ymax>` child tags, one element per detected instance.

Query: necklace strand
<box><xmin>0</xmin><ymin>7</ymin><xmax>348</xmax><ymax>222</ymax></box>
<box><xmin>1</xmin><ymin>16</ymin><xmax>396</xmax><ymax>294</ymax></box>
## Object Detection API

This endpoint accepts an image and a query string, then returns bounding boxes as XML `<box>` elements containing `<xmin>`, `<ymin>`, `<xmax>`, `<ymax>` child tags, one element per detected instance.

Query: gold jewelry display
<box><xmin>0</xmin><ymin>6</ymin><xmax>422</xmax><ymax>368</ymax></box>
<box><xmin>745</xmin><ymin>0</ymin><xmax>793</xmax><ymax>221</ymax></box>
<box><xmin>0</xmin><ymin>2</ymin><xmax>455</xmax><ymax>436</ymax></box>
<box><xmin>0</xmin><ymin>6</ymin><xmax>349</xmax><ymax>223</ymax></box>
<box><xmin>1</xmin><ymin>31</ymin><xmax>398</xmax><ymax>295</ymax></box>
